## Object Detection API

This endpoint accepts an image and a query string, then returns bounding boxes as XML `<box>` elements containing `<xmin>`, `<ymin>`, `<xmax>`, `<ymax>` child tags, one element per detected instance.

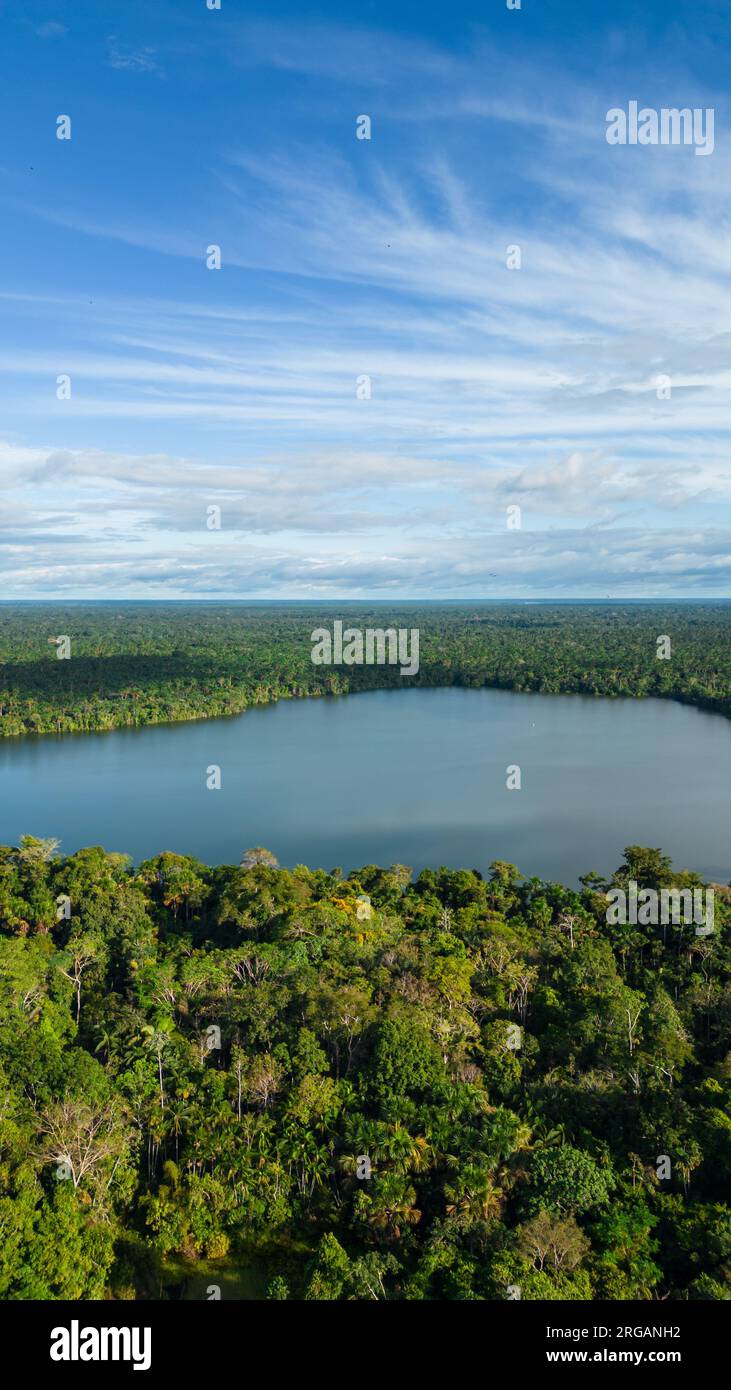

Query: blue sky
<box><xmin>1</xmin><ymin>0</ymin><xmax>730</xmax><ymax>598</ymax></box>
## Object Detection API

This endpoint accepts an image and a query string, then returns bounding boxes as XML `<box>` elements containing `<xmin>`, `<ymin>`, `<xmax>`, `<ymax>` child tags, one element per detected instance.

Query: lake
<box><xmin>0</xmin><ymin>687</ymin><xmax>729</xmax><ymax>884</ymax></box>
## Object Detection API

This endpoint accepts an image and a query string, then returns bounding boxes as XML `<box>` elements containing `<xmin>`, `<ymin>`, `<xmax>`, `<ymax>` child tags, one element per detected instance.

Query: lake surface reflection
<box><xmin>0</xmin><ymin>687</ymin><xmax>728</xmax><ymax>884</ymax></box>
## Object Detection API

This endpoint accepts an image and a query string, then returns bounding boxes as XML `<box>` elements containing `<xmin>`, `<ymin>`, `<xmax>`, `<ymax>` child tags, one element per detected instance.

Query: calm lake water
<box><xmin>0</xmin><ymin>688</ymin><xmax>729</xmax><ymax>884</ymax></box>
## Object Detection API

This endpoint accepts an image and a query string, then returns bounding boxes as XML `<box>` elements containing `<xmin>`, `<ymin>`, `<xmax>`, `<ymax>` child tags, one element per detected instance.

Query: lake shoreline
<box><xmin>2</xmin><ymin>686</ymin><xmax>729</xmax><ymax>884</ymax></box>
<box><xmin>1</xmin><ymin>673</ymin><xmax>729</xmax><ymax>744</ymax></box>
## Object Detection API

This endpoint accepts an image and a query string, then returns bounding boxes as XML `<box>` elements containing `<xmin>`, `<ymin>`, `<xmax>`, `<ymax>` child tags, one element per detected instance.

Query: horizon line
<box><xmin>1</xmin><ymin>597</ymin><xmax>730</xmax><ymax>606</ymax></box>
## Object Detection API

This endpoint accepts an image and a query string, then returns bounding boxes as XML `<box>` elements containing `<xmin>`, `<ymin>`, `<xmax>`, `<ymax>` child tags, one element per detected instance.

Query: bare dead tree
<box><xmin>36</xmin><ymin>1098</ymin><xmax>132</xmax><ymax>1193</ymax></box>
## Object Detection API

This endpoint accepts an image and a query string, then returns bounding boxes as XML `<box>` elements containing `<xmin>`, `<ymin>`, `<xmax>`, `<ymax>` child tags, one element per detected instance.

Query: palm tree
<box><xmin>367</xmin><ymin>1173</ymin><xmax>421</xmax><ymax>1239</ymax></box>
<box><xmin>445</xmin><ymin>1164</ymin><xmax>504</xmax><ymax>1224</ymax></box>
<box><xmin>141</xmin><ymin>1018</ymin><xmax>175</xmax><ymax>1110</ymax></box>
<box><xmin>381</xmin><ymin>1124</ymin><xmax>432</xmax><ymax>1175</ymax></box>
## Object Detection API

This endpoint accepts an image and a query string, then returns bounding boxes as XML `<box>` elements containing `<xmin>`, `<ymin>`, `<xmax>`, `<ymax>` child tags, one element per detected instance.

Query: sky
<box><xmin>1</xmin><ymin>0</ymin><xmax>730</xmax><ymax>599</ymax></box>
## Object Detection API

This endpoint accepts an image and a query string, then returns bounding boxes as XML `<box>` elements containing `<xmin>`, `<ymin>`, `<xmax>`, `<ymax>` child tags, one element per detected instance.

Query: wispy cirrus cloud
<box><xmin>36</xmin><ymin>21</ymin><xmax>67</xmax><ymax>39</ymax></box>
<box><xmin>0</xmin><ymin>6</ymin><xmax>729</xmax><ymax>596</ymax></box>
<box><xmin>107</xmin><ymin>36</ymin><xmax>160</xmax><ymax>73</ymax></box>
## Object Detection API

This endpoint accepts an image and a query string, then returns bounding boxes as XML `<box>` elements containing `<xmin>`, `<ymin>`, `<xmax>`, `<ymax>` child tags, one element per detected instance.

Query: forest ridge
<box><xmin>0</xmin><ymin>602</ymin><xmax>729</xmax><ymax>737</ymax></box>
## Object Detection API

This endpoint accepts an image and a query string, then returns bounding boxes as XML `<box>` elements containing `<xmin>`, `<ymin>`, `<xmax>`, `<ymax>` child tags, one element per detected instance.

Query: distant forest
<box><xmin>0</xmin><ymin>602</ymin><xmax>729</xmax><ymax>736</ymax></box>
<box><xmin>0</xmin><ymin>838</ymin><xmax>729</xmax><ymax>1300</ymax></box>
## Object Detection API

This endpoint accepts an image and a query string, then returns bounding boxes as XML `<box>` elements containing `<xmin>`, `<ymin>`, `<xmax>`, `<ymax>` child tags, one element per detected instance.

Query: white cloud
<box><xmin>107</xmin><ymin>38</ymin><xmax>160</xmax><ymax>73</ymax></box>
<box><xmin>36</xmin><ymin>22</ymin><xmax>67</xmax><ymax>39</ymax></box>
<box><xmin>1</xmin><ymin>16</ymin><xmax>729</xmax><ymax>596</ymax></box>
